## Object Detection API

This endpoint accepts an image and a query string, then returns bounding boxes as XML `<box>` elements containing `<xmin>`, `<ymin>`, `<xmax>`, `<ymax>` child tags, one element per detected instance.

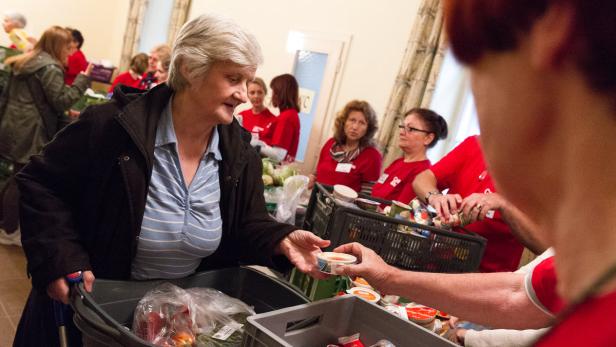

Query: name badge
<box><xmin>335</xmin><ymin>163</ymin><xmax>353</xmax><ymax>173</ymax></box>
<box><xmin>377</xmin><ymin>174</ymin><xmax>389</xmax><ymax>184</ymax></box>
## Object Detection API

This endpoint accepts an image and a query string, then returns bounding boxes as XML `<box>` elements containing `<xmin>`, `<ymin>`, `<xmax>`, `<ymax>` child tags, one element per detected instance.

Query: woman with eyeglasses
<box><xmin>312</xmin><ymin>100</ymin><xmax>382</xmax><ymax>193</ymax></box>
<box><xmin>371</xmin><ymin>108</ymin><xmax>447</xmax><ymax>203</ymax></box>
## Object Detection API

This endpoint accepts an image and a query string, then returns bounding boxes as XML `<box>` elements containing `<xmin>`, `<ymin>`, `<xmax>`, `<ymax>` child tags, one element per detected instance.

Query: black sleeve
<box><xmin>16</xmin><ymin>110</ymin><xmax>99</xmax><ymax>291</ymax></box>
<box><xmin>236</xmin><ymin>147</ymin><xmax>296</xmax><ymax>270</ymax></box>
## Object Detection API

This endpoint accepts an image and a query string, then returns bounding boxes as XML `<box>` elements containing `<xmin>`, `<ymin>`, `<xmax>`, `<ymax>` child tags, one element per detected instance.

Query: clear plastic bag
<box><xmin>132</xmin><ymin>283</ymin><xmax>255</xmax><ymax>347</ymax></box>
<box><xmin>275</xmin><ymin>175</ymin><xmax>309</xmax><ymax>224</ymax></box>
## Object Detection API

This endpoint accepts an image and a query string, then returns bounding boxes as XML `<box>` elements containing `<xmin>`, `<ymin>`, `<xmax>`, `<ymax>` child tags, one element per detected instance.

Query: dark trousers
<box><xmin>0</xmin><ymin>162</ymin><xmax>25</xmax><ymax>233</ymax></box>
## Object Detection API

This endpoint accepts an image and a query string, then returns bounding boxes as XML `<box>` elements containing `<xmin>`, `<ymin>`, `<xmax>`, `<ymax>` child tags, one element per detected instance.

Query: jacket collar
<box><xmin>113</xmin><ymin>84</ymin><xmax>251</xmax><ymax>177</ymax></box>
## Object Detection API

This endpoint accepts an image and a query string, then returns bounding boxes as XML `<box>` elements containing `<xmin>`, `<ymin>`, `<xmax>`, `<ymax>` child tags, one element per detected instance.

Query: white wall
<box><xmin>189</xmin><ymin>0</ymin><xmax>421</xmax><ymax>129</ymax></box>
<box><xmin>1</xmin><ymin>0</ymin><xmax>129</xmax><ymax>66</ymax></box>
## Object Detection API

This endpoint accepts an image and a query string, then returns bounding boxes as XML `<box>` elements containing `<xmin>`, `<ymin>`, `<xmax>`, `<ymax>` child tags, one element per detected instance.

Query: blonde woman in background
<box><xmin>0</xmin><ymin>26</ymin><xmax>91</xmax><ymax>246</ymax></box>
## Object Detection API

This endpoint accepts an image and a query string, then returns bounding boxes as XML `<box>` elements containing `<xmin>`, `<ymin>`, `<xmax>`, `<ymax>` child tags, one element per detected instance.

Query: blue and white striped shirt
<box><xmin>131</xmin><ymin>99</ymin><xmax>223</xmax><ymax>280</ymax></box>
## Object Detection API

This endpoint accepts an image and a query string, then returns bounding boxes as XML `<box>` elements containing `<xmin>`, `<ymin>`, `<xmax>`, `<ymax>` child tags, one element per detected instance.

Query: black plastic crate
<box><xmin>303</xmin><ymin>184</ymin><xmax>486</xmax><ymax>273</ymax></box>
<box><xmin>70</xmin><ymin>266</ymin><xmax>310</xmax><ymax>347</ymax></box>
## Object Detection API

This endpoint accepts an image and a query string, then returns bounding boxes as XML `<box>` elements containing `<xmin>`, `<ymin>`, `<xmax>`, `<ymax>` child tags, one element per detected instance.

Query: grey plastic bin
<box><xmin>242</xmin><ymin>295</ymin><xmax>457</xmax><ymax>347</ymax></box>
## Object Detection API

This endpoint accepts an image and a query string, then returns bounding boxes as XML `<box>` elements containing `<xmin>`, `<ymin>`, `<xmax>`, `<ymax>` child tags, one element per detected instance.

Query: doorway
<box><xmin>287</xmin><ymin>31</ymin><xmax>350</xmax><ymax>174</ymax></box>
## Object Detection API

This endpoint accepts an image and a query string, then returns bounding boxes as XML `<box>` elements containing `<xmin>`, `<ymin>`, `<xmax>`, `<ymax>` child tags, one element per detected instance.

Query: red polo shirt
<box><xmin>371</xmin><ymin>158</ymin><xmax>430</xmax><ymax>204</ymax></box>
<box><xmin>431</xmin><ymin>135</ymin><xmax>523</xmax><ymax>272</ymax></box>
<box><xmin>65</xmin><ymin>50</ymin><xmax>88</xmax><ymax>85</ymax></box>
<box><xmin>240</xmin><ymin>108</ymin><xmax>275</xmax><ymax>134</ymax></box>
<box><xmin>315</xmin><ymin>138</ymin><xmax>382</xmax><ymax>192</ymax></box>
<box><xmin>525</xmin><ymin>257</ymin><xmax>565</xmax><ymax>315</ymax></box>
<box><xmin>260</xmin><ymin>109</ymin><xmax>300</xmax><ymax>161</ymax></box>
<box><xmin>534</xmin><ymin>257</ymin><xmax>616</xmax><ymax>346</ymax></box>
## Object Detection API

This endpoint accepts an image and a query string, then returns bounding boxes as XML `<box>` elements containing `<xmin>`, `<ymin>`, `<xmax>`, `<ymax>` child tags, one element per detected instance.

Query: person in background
<box><xmin>153</xmin><ymin>52</ymin><xmax>171</xmax><ymax>85</ymax></box>
<box><xmin>412</xmin><ymin>135</ymin><xmax>546</xmax><ymax>272</ymax></box>
<box><xmin>12</xmin><ymin>14</ymin><xmax>328</xmax><ymax>346</ymax></box>
<box><xmin>2</xmin><ymin>11</ymin><xmax>32</xmax><ymax>52</ymax></box>
<box><xmin>0</xmin><ymin>26</ymin><xmax>91</xmax><ymax>247</ymax></box>
<box><xmin>64</xmin><ymin>28</ymin><xmax>88</xmax><ymax>85</ymax></box>
<box><xmin>108</xmin><ymin>53</ymin><xmax>148</xmax><ymax>93</ymax></box>
<box><xmin>311</xmin><ymin>100</ymin><xmax>382</xmax><ymax>193</ymax></box>
<box><xmin>239</xmin><ymin>77</ymin><xmax>275</xmax><ymax>135</ymax></box>
<box><xmin>253</xmin><ymin>73</ymin><xmax>301</xmax><ymax>162</ymax></box>
<box><xmin>138</xmin><ymin>43</ymin><xmax>171</xmax><ymax>90</ymax></box>
<box><xmin>371</xmin><ymin>108</ymin><xmax>447</xmax><ymax>203</ymax></box>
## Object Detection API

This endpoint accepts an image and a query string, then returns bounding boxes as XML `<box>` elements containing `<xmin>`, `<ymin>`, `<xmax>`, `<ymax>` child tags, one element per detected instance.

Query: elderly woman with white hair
<box><xmin>12</xmin><ymin>14</ymin><xmax>329</xmax><ymax>346</ymax></box>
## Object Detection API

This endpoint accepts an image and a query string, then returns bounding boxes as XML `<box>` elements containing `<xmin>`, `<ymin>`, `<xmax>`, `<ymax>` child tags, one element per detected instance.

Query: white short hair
<box><xmin>168</xmin><ymin>13</ymin><xmax>263</xmax><ymax>91</ymax></box>
<box><xmin>4</xmin><ymin>11</ymin><xmax>27</xmax><ymax>28</ymax></box>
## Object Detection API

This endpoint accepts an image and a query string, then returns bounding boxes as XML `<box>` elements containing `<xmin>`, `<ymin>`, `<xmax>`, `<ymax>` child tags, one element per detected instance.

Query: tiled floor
<box><xmin>0</xmin><ymin>244</ymin><xmax>30</xmax><ymax>347</ymax></box>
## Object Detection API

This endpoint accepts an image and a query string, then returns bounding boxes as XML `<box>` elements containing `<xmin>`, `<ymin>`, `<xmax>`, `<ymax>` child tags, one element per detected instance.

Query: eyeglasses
<box><xmin>398</xmin><ymin>124</ymin><xmax>431</xmax><ymax>134</ymax></box>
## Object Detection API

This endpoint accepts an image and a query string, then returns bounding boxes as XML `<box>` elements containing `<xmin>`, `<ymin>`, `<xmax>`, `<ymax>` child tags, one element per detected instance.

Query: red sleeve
<box><xmin>269</xmin><ymin>110</ymin><xmax>295</xmax><ymax>151</ymax></box>
<box><xmin>527</xmin><ymin>257</ymin><xmax>565</xmax><ymax>314</ymax></box>
<box><xmin>431</xmin><ymin>135</ymin><xmax>477</xmax><ymax>190</ymax></box>
<box><xmin>108</xmin><ymin>72</ymin><xmax>125</xmax><ymax>92</ymax></box>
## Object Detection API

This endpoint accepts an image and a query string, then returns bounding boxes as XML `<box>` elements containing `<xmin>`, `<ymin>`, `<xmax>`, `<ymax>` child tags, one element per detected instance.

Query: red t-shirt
<box><xmin>260</xmin><ymin>109</ymin><xmax>300</xmax><ymax>161</ymax></box>
<box><xmin>525</xmin><ymin>257</ymin><xmax>565</xmax><ymax>315</ymax></box>
<box><xmin>371</xmin><ymin>158</ymin><xmax>430</xmax><ymax>203</ymax></box>
<box><xmin>240</xmin><ymin>108</ymin><xmax>276</xmax><ymax>134</ymax></box>
<box><xmin>108</xmin><ymin>71</ymin><xmax>142</xmax><ymax>92</ymax></box>
<box><xmin>430</xmin><ymin>135</ymin><xmax>523</xmax><ymax>272</ymax></box>
<box><xmin>534</xmin><ymin>267</ymin><xmax>616</xmax><ymax>346</ymax></box>
<box><xmin>65</xmin><ymin>50</ymin><xmax>88</xmax><ymax>85</ymax></box>
<box><xmin>315</xmin><ymin>138</ymin><xmax>382</xmax><ymax>192</ymax></box>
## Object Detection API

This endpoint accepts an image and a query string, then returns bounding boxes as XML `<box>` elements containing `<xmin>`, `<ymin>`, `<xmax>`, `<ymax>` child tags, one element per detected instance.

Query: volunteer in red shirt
<box><xmin>372</xmin><ymin>108</ymin><xmax>447</xmax><ymax>203</ymax></box>
<box><xmin>239</xmin><ymin>77</ymin><xmax>275</xmax><ymax>135</ymax></box>
<box><xmin>412</xmin><ymin>135</ymin><xmax>544</xmax><ymax>272</ymax></box>
<box><xmin>442</xmin><ymin>0</ymin><xmax>616</xmax><ymax>345</ymax></box>
<box><xmin>256</xmin><ymin>74</ymin><xmax>301</xmax><ymax>162</ymax></box>
<box><xmin>108</xmin><ymin>53</ymin><xmax>148</xmax><ymax>93</ymax></box>
<box><xmin>64</xmin><ymin>28</ymin><xmax>88</xmax><ymax>85</ymax></box>
<box><xmin>313</xmin><ymin>100</ymin><xmax>382</xmax><ymax>193</ymax></box>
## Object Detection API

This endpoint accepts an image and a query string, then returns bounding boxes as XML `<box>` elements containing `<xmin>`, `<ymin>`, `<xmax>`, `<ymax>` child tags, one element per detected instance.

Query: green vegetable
<box><xmin>262</xmin><ymin>174</ymin><xmax>273</xmax><ymax>186</ymax></box>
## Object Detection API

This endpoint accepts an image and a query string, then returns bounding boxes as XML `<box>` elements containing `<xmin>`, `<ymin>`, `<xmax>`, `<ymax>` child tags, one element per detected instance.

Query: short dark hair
<box><xmin>444</xmin><ymin>0</ymin><xmax>616</xmax><ymax>97</ymax></box>
<box><xmin>270</xmin><ymin>74</ymin><xmax>300</xmax><ymax>112</ymax></box>
<box><xmin>333</xmin><ymin>100</ymin><xmax>379</xmax><ymax>148</ymax></box>
<box><xmin>130</xmin><ymin>53</ymin><xmax>149</xmax><ymax>75</ymax></box>
<box><xmin>404</xmin><ymin>108</ymin><xmax>448</xmax><ymax>148</ymax></box>
<box><xmin>67</xmin><ymin>27</ymin><xmax>84</xmax><ymax>49</ymax></box>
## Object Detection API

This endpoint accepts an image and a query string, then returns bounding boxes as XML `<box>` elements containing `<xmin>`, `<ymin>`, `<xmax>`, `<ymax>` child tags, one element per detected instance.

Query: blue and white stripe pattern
<box><xmin>131</xmin><ymin>99</ymin><xmax>223</xmax><ymax>280</ymax></box>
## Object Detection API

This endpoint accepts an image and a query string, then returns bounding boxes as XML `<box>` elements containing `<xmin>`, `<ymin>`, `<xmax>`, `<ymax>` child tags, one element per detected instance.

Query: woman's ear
<box><xmin>424</xmin><ymin>133</ymin><xmax>435</xmax><ymax>147</ymax></box>
<box><xmin>529</xmin><ymin>2</ymin><xmax>576</xmax><ymax>70</ymax></box>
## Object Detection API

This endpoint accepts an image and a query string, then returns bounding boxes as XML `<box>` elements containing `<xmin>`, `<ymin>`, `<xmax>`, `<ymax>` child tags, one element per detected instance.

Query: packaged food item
<box><xmin>347</xmin><ymin>287</ymin><xmax>381</xmax><ymax>304</ymax></box>
<box><xmin>333</xmin><ymin>184</ymin><xmax>358</xmax><ymax>202</ymax></box>
<box><xmin>338</xmin><ymin>333</ymin><xmax>365</xmax><ymax>347</ymax></box>
<box><xmin>317</xmin><ymin>252</ymin><xmax>357</xmax><ymax>274</ymax></box>
<box><xmin>355</xmin><ymin>198</ymin><xmax>380</xmax><ymax>211</ymax></box>
<box><xmin>351</xmin><ymin>276</ymin><xmax>374</xmax><ymax>289</ymax></box>
<box><xmin>389</xmin><ymin>200</ymin><xmax>412</xmax><ymax>218</ymax></box>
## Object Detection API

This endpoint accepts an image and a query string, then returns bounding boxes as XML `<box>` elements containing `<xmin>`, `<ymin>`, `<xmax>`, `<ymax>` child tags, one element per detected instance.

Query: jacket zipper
<box><xmin>118</xmin><ymin>154</ymin><xmax>138</xmax><ymax>255</ymax></box>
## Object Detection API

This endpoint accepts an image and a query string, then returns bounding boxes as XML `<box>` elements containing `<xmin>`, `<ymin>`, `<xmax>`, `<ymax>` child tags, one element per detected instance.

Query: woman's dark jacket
<box><xmin>13</xmin><ymin>84</ymin><xmax>296</xmax><ymax>346</ymax></box>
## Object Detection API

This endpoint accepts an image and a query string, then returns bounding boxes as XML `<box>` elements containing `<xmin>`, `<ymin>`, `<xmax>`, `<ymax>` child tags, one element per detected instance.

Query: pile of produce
<box><xmin>261</xmin><ymin>158</ymin><xmax>297</xmax><ymax>187</ymax></box>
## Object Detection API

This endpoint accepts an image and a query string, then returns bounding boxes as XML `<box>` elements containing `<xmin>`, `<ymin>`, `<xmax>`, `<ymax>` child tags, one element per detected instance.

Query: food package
<box><xmin>132</xmin><ymin>283</ymin><xmax>255</xmax><ymax>347</ymax></box>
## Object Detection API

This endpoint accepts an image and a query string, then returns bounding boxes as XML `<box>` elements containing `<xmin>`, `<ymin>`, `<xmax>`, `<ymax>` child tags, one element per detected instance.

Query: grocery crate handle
<box><xmin>70</xmin><ymin>284</ymin><xmax>141</xmax><ymax>347</ymax></box>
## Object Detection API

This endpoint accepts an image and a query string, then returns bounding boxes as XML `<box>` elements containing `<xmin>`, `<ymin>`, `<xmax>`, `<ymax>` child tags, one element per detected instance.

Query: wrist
<box><xmin>425</xmin><ymin>190</ymin><xmax>442</xmax><ymax>204</ymax></box>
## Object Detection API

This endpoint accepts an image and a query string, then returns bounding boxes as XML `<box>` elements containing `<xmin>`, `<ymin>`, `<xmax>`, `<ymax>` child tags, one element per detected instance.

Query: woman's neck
<box><xmin>172</xmin><ymin>91</ymin><xmax>215</xmax><ymax>147</ymax></box>
<box><xmin>546</xmin><ymin>85</ymin><xmax>616</xmax><ymax>302</ymax></box>
<box><xmin>403</xmin><ymin>150</ymin><xmax>427</xmax><ymax>162</ymax></box>
<box><xmin>345</xmin><ymin>139</ymin><xmax>360</xmax><ymax>151</ymax></box>
<box><xmin>252</xmin><ymin>105</ymin><xmax>266</xmax><ymax>114</ymax></box>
